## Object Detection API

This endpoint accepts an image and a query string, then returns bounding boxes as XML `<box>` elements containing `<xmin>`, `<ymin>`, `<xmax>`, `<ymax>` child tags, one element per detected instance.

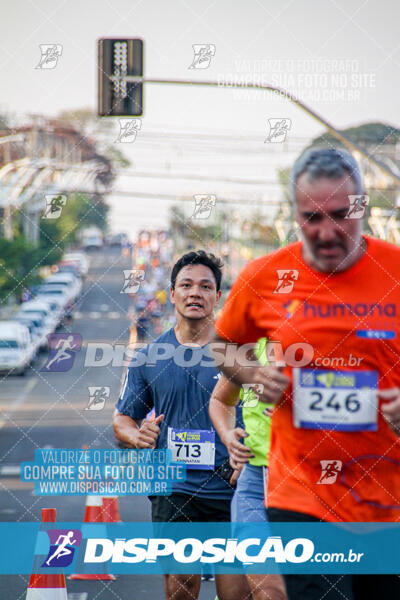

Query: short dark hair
<box><xmin>291</xmin><ymin>147</ymin><xmax>364</xmax><ymax>203</ymax></box>
<box><xmin>171</xmin><ymin>250</ymin><xmax>223</xmax><ymax>291</ymax></box>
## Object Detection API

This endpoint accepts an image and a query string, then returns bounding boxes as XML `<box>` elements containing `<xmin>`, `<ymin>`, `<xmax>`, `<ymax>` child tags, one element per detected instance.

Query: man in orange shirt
<box><xmin>213</xmin><ymin>148</ymin><xmax>400</xmax><ymax>599</ymax></box>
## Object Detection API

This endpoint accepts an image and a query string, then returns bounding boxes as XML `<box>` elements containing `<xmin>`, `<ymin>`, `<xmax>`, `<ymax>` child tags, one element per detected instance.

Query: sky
<box><xmin>1</xmin><ymin>0</ymin><xmax>399</xmax><ymax>235</ymax></box>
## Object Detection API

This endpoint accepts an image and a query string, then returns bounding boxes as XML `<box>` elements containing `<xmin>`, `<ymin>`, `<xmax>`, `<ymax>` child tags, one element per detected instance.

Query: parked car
<box><xmin>43</xmin><ymin>273</ymin><xmax>82</xmax><ymax>302</ymax></box>
<box><xmin>18</xmin><ymin>300</ymin><xmax>58</xmax><ymax>334</ymax></box>
<box><xmin>54</xmin><ymin>260</ymin><xmax>82</xmax><ymax>279</ymax></box>
<box><xmin>79</xmin><ymin>226</ymin><xmax>103</xmax><ymax>250</ymax></box>
<box><xmin>63</xmin><ymin>252</ymin><xmax>90</xmax><ymax>277</ymax></box>
<box><xmin>28</xmin><ymin>297</ymin><xmax>65</xmax><ymax>329</ymax></box>
<box><xmin>14</xmin><ymin>311</ymin><xmax>49</xmax><ymax>351</ymax></box>
<box><xmin>36</xmin><ymin>284</ymin><xmax>71</xmax><ymax>311</ymax></box>
<box><xmin>0</xmin><ymin>321</ymin><xmax>36</xmax><ymax>375</ymax></box>
<box><xmin>12</xmin><ymin>314</ymin><xmax>48</xmax><ymax>352</ymax></box>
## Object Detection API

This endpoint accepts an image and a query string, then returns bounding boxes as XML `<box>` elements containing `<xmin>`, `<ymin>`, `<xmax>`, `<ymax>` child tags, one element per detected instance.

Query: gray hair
<box><xmin>290</xmin><ymin>147</ymin><xmax>364</xmax><ymax>204</ymax></box>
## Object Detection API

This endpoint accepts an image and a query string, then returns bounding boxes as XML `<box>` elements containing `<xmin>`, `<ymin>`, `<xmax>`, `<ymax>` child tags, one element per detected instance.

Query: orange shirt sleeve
<box><xmin>215</xmin><ymin>261</ymin><xmax>263</xmax><ymax>344</ymax></box>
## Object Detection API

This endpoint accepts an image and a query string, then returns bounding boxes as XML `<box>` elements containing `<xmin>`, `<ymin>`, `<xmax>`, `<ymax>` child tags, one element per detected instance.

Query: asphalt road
<box><xmin>0</xmin><ymin>247</ymin><xmax>217</xmax><ymax>600</ymax></box>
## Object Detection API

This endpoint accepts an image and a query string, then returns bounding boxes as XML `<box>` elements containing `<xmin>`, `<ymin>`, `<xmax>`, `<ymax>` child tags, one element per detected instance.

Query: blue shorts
<box><xmin>231</xmin><ymin>463</ymin><xmax>268</xmax><ymax>522</ymax></box>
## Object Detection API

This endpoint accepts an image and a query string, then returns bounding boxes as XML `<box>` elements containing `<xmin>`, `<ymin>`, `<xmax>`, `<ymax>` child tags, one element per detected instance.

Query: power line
<box><xmin>120</xmin><ymin>77</ymin><xmax>400</xmax><ymax>187</ymax></box>
<box><xmin>105</xmin><ymin>189</ymin><xmax>281</xmax><ymax>206</ymax></box>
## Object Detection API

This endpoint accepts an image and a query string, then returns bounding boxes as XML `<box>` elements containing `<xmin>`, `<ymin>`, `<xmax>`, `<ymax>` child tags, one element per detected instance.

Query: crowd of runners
<box><xmin>114</xmin><ymin>148</ymin><xmax>400</xmax><ymax>600</ymax></box>
<box><xmin>129</xmin><ymin>230</ymin><xmax>177</xmax><ymax>341</ymax></box>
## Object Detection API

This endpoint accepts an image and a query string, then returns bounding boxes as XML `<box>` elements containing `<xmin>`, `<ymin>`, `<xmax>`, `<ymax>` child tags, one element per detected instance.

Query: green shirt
<box><xmin>240</xmin><ymin>337</ymin><xmax>272</xmax><ymax>467</ymax></box>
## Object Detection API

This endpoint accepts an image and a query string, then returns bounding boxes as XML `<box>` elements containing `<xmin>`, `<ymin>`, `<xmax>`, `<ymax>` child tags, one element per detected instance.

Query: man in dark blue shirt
<box><xmin>113</xmin><ymin>250</ymin><xmax>250</xmax><ymax>600</ymax></box>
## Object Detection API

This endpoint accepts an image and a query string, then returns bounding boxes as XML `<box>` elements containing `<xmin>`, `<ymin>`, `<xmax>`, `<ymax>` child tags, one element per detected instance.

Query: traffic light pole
<box><xmin>118</xmin><ymin>76</ymin><xmax>400</xmax><ymax>187</ymax></box>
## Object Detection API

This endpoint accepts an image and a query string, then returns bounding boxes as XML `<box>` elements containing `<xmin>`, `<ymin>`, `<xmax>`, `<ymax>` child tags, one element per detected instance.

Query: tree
<box><xmin>38</xmin><ymin>192</ymin><xmax>109</xmax><ymax>253</ymax></box>
<box><xmin>0</xmin><ymin>236</ymin><xmax>43</xmax><ymax>300</ymax></box>
<box><xmin>310</xmin><ymin>122</ymin><xmax>400</xmax><ymax>149</ymax></box>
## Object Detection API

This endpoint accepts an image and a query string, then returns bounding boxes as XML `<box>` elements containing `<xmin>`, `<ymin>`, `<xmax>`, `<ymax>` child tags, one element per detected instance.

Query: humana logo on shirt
<box><xmin>84</xmin><ymin>536</ymin><xmax>314</xmax><ymax>564</ymax></box>
<box><xmin>302</xmin><ymin>301</ymin><xmax>396</xmax><ymax>319</ymax></box>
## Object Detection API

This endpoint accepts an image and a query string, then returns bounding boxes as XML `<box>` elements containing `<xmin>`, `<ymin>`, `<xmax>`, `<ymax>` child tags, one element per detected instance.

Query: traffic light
<box><xmin>98</xmin><ymin>38</ymin><xmax>143</xmax><ymax>117</ymax></box>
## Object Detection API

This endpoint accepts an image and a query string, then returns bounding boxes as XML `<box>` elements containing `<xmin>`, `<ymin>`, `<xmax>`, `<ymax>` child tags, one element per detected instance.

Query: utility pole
<box><xmin>2</xmin><ymin>138</ymin><xmax>13</xmax><ymax>239</ymax></box>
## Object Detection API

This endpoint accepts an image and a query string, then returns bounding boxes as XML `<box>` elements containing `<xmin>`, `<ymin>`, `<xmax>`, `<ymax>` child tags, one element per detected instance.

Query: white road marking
<box><xmin>72</xmin><ymin>311</ymin><xmax>122</xmax><ymax>319</ymax></box>
<box><xmin>8</xmin><ymin>377</ymin><xmax>38</xmax><ymax>413</ymax></box>
<box><xmin>100</xmin><ymin>304</ymin><xmax>110</xmax><ymax>311</ymax></box>
<box><xmin>0</xmin><ymin>465</ymin><xmax>20</xmax><ymax>476</ymax></box>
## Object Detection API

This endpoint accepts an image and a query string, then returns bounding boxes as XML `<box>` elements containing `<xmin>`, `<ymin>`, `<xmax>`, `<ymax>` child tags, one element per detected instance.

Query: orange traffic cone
<box><xmin>102</xmin><ymin>496</ymin><xmax>121</xmax><ymax>522</ymax></box>
<box><xmin>82</xmin><ymin>495</ymin><xmax>104</xmax><ymax>524</ymax></box>
<box><xmin>26</xmin><ymin>508</ymin><xmax>68</xmax><ymax>599</ymax></box>
<box><xmin>69</xmin><ymin>496</ymin><xmax>116</xmax><ymax>581</ymax></box>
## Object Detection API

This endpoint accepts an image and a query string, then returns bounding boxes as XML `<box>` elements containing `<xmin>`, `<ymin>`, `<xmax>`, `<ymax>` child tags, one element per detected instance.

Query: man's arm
<box><xmin>209</xmin><ymin>375</ymin><xmax>253</xmax><ymax>469</ymax></box>
<box><xmin>212</xmin><ymin>331</ymin><xmax>290</xmax><ymax>405</ymax></box>
<box><xmin>114</xmin><ymin>355</ymin><xmax>163</xmax><ymax>448</ymax></box>
<box><xmin>379</xmin><ymin>389</ymin><xmax>400</xmax><ymax>437</ymax></box>
<box><xmin>113</xmin><ymin>410</ymin><xmax>164</xmax><ymax>448</ymax></box>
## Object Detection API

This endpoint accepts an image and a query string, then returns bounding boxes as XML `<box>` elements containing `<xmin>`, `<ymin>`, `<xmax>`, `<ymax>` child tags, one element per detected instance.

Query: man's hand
<box><xmin>379</xmin><ymin>389</ymin><xmax>400</xmax><ymax>435</ymax></box>
<box><xmin>223</xmin><ymin>427</ymin><xmax>254</xmax><ymax>469</ymax></box>
<box><xmin>251</xmin><ymin>365</ymin><xmax>290</xmax><ymax>404</ymax></box>
<box><xmin>213</xmin><ymin>333</ymin><xmax>290</xmax><ymax>404</ymax></box>
<box><xmin>133</xmin><ymin>414</ymin><xmax>165</xmax><ymax>448</ymax></box>
<box><xmin>229</xmin><ymin>466</ymin><xmax>243</xmax><ymax>487</ymax></box>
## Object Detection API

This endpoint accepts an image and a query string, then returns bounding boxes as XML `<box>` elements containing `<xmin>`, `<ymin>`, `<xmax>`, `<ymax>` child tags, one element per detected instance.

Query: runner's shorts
<box><xmin>150</xmin><ymin>492</ymin><xmax>231</xmax><ymax>522</ymax></box>
<box><xmin>231</xmin><ymin>463</ymin><xmax>268</xmax><ymax>522</ymax></box>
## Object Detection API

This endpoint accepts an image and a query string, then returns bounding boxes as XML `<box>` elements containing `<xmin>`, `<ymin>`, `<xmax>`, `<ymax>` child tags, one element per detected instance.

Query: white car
<box><xmin>44</xmin><ymin>273</ymin><xmax>82</xmax><ymax>302</ymax></box>
<box><xmin>18</xmin><ymin>301</ymin><xmax>58</xmax><ymax>335</ymax></box>
<box><xmin>63</xmin><ymin>252</ymin><xmax>90</xmax><ymax>276</ymax></box>
<box><xmin>0</xmin><ymin>321</ymin><xmax>36</xmax><ymax>375</ymax></box>
<box><xmin>29</xmin><ymin>297</ymin><xmax>64</xmax><ymax>329</ymax></box>
<box><xmin>14</xmin><ymin>311</ymin><xmax>50</xmax><ymax>351</ymax></box>
<box><xmin>36</xmin><ymin>285</ymin><xmax>70</xmax><ymax>311</ymax></box>
<box><xmin>80</xmin><ymin>227</ymin><xmax>103</xmax><ymax>250</ymax></box>
<box><xmin>12</xmin><ymin>314</ymin><xmax>47</xmax><ymax>353</ymax></box>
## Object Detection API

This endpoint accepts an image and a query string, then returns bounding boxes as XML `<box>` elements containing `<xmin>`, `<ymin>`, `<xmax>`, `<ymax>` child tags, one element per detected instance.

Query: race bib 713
<box><xmin>167</xmin><ymin>428</ymin><xmax>215</xmax><ymax>470</ymax></box>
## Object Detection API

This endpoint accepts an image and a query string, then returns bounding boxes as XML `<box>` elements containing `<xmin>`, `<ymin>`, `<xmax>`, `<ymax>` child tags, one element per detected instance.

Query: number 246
<box><xmin>310</xmin><ymin>392</ymin><xmax>360</xmax><ymax>413</ymax></box>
